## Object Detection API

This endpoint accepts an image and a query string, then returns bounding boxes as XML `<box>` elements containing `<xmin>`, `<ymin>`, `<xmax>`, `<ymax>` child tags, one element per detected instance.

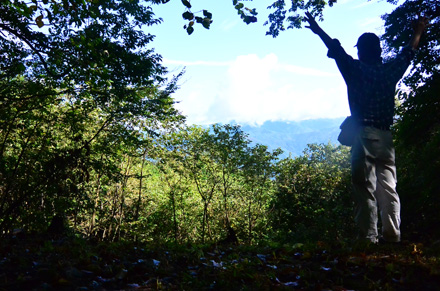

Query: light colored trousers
<box><xmin>351</xmin><ymin>126</ymin><xmax>401</xmax><ymax>243</ymax></box>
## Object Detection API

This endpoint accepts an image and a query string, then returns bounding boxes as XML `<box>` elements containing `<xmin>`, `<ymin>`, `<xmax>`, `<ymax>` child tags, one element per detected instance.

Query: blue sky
<box><xmin>148</xmin><ymin>0</ymin><xmax>405</xmax><ymax>126</ymax></box>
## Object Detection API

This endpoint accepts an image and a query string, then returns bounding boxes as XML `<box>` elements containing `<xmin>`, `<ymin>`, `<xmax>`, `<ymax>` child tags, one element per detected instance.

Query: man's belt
<box><xmin>361</xmin><ymin>122</ymin><xmax>390</xmax><ymax>131</ymax></box>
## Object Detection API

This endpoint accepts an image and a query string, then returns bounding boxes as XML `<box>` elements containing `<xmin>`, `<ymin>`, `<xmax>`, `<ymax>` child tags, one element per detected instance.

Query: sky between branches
<box><xmin>149</xmin><ymin>0</ymin><xmax>406</xmax><ymax>126</ymax></box>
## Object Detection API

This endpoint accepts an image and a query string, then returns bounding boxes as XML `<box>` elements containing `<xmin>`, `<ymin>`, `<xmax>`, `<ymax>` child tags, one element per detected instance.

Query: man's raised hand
<box><xmin>413</xmin><ymin>15</ymin><xmax>429</xmax><ymax>35</ymax></box>
<box><xmin>409</xmin><ymin>15</ymin><xmax>430</xmax><ymax>50</ymax></box>
<box><xmin>303</xmin><ymin>12</ymin><xmax>333</xmax><ymax>50</ymax></box>
<box><xmin>304</xmin><ymin>12</ymin><xmax>322</xmax><ymax>34</ymax></box>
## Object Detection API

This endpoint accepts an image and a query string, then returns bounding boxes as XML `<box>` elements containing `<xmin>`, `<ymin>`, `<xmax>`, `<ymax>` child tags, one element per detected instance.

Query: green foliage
<box><xmin>176</xmin><ymin>0</ymin><xmax>315</xmax><ymax>36</ymax></box>
<box><xmin>0</xmin><ymin>0</ymin><xmax>183</xmax><ymax>233</ymax></box>
<box><xmin>180</xmin><ymin>0</ymin><xmax>213</xmax><ymax>34</ymax></box>
<box><xmin>393</xmin><ymin>76</ymin><xmax>440</xmax><ymax>236</ymax></box>
<box><xmin>381</xmin><ymin>0</ymin><xmax>440</xmax><ymax>237</ymax></box>
<box><xmin>270</xmin><ymin>143</ymin><xmax>354</xmax><ymax>243</ymax></box>
<box><xmin>173</xmin><ymin>0</ymin><xmax>407</xmax><ymax>37</ymax></box>
<box><xmin>264</xmin><ymin>0</ymin><xmax>349</xmax><ymax>37</ymax></box>
<box><xmin>147</xmin><ymin>124</ymin><xmax>283</xmax><ymax>244</ymax></box>
<box><xmin>3</xmin><ymin>0</ymin><xmax>437</xmax><ymax>248</ymax></box>
<box><xmin>382</xmin><ymin>0</ymin><xmax>439</xmax><ymax>87</ymax></box>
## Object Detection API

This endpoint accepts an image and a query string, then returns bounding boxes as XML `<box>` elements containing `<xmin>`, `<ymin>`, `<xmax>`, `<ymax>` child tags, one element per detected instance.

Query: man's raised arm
<box><xmin>304</xmin><ymin>12</ymin><xmax>334</xmax><ymax>49</ymax></box>
<box><xmin>409</xmin><ymin>16</ymin><xmax>429</xmax><ymax>50</ymax></box>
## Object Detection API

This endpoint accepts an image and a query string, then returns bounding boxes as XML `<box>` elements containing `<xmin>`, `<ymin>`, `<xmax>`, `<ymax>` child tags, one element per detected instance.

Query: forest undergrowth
<box><xmin>1</xmin><ymin>231</ymin><xmax>439</xmax><ymax>290</ymax></box>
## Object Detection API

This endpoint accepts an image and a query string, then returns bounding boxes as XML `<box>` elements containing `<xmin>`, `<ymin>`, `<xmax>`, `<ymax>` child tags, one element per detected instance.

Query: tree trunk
<box><xmin>89</xmin><ymin>171</ymin><xmax>102</xmax><ymax>237</ymax></box>
<box><xmin>135</xmin><ymin>149</ymin><xmax>148</xmax><ymax>221</ymax></box>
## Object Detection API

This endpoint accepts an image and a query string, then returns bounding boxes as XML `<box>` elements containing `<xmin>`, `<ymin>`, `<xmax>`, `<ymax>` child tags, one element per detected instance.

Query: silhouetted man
<box><xmin>304</xmin><ymin>12</ymin><xmax>428</xmax><ymax>244</ymax></box>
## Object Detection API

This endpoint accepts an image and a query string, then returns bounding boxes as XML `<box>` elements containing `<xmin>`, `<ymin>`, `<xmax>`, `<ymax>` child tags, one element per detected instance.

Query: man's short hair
<box><xmin>356</xmin><ymin>32</ymin><xmax>382</xmax><ymax>62</ymax></box>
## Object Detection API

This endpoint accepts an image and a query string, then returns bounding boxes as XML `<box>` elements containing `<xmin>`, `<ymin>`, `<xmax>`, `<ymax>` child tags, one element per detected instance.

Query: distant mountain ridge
<box><xmin>239</xmin><ymin>117</ymin><xmax>345</xmax><ymax>157</ymax></box>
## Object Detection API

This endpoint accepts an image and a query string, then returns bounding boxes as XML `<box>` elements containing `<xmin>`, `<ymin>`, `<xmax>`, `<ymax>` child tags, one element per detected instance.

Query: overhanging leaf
<box><xmin>182</xmin><ymin>11</ymin><xmax>194</xmax><ymax>20</ymax></box>
<box><xmin>181</xmin><ymin>0</ymin><xmax>191</xmax><ymax>9</ymax></box>
<box><xmin>203</xmin><ymin>10</ymin><xmax>212</xmax><ymax>19</ymax></box>
<box><xmin>35</xmin><ymin>14</ymin><xmax>44</xmax><ymax>28</ymax></box>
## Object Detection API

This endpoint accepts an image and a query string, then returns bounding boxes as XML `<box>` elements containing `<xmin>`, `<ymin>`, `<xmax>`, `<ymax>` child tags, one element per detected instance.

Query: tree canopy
<box><xmin>0</xmin><ymin>0</ymin><xmax>183</xmax><ymax>231</ymax></box>
<box><xmin>381</xmin><ymin>0</ymin><xmax>440</xmax><ymax>236</ymax></box>
<box><xmin>1</xmin><ymin>0</ymin><xmax>439</xmax><ymax>245</ymax></box>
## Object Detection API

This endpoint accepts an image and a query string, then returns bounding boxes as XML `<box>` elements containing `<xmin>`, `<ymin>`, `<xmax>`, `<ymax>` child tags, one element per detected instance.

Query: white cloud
<box><xmin>173</xmin><ymin>53</ymin><xmax>350</xmax><ymax>126</ymax></box>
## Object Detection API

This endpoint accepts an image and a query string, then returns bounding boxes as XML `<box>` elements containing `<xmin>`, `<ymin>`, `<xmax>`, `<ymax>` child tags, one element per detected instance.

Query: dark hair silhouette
<box><xmin>356</xmin><ymin>32</ymin><xmax>382</xmax><ymax>64</ymax></box>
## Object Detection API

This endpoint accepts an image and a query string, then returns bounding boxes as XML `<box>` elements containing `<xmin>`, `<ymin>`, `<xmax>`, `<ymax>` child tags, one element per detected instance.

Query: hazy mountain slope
<box><xmin>240</xmin><ymin>117</ymin><xmax>345</xmax><ymax>157</ymax></box>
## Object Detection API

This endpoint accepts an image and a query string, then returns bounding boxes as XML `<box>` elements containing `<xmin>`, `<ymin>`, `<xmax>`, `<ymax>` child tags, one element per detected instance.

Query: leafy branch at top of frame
<box><xmin>175</xmin><ymin>0</ymin><xmax>406</xmax><ymax>37</ymax></box>
<box><xmin>176</xmin><ymin>0</ymin><xmax>337</xmax><ymax>36</ymax></box>
<box><xmin>179</xmin><ymin>0</ymin><xmax>258</xmax><ymax>35</ymax></box>
<box><xmin>180</xmin><ymin>0</ymin><xmax>213</xmax><ymax>35</ymax></box>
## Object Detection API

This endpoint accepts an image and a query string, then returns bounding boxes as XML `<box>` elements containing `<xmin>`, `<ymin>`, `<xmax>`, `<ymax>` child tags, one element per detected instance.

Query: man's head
<box><xmin>356</xmin><ymin>33</ymin><xmax>382</xmax><ymax>63</ymax></box>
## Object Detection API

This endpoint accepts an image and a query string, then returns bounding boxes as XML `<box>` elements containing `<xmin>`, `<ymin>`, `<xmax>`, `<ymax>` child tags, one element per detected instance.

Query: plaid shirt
<box><xmin>328</xmin><ymin>39</ymin><xmax>414</xmax><ymax>129</ymax></box>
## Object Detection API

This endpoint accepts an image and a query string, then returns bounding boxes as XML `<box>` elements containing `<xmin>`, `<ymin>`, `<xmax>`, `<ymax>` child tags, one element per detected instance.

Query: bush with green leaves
<box><xmin>382</xmin><ymin>0</ymin><xmax>440</xmax><ymax>238</ymax></box>
<box><xmin>270</xmin><ymin>143</ymin><xmax>354</xmax><ymax>243</ymax></box>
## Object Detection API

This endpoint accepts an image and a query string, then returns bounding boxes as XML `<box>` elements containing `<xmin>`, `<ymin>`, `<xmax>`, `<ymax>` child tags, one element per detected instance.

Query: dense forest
<box><xmin>0</xmin><ymin>0</ymin><xmax>439</xmax><ymax>289</ymax></box>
